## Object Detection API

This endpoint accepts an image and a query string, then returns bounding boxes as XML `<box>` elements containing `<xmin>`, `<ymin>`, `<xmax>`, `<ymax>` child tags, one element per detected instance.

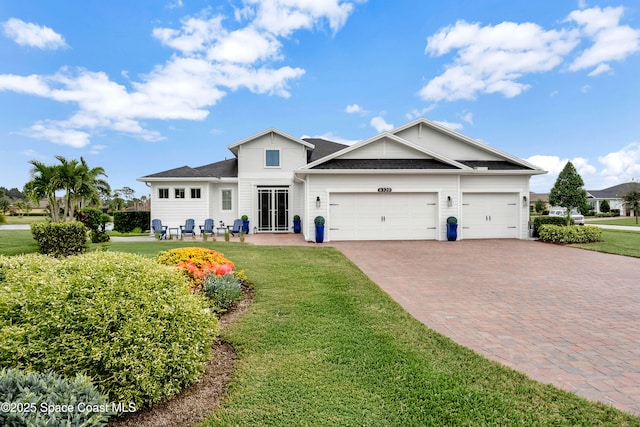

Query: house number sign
<box><xmin>377</xmin><ymin>187</ymin><xmax>392</xmax><ymax>192</ymax></box>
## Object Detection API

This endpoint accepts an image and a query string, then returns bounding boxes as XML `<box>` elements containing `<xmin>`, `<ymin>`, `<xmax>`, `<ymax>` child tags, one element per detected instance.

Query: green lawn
<box><xmin>2</xmin><ymin>215</ymin><xmax>47</xmax><ymax>225</ymax></box>
<box><xmin>572</xmin><ymin>229</ymin><xmax>640</xmax><ymax>258</ymax></box>
<box><xmin>586</xmin><ymin>217</ymin><xmax>640</xmax><ymax>226</ymax></box>
<box><xmin>1</xmin><ymin>233</ymin><xmax>639</xmax><ymax>425</ymax></box>
<box><xmin>0</xmin><ymin>230</ymin><xmax>39</xmax><ymax>256</ymax></box>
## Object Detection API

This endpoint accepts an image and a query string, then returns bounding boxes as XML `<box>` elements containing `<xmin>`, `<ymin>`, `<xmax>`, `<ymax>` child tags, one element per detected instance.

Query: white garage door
<box><xmin>329</xmin><ymin>192</ymin><xmax>437</xmax><ymax>241</ymax></box>
<box><xmin>462</xmin><ymin>193</ymin><xmax>519</xmax><ymax>239</ymax></box>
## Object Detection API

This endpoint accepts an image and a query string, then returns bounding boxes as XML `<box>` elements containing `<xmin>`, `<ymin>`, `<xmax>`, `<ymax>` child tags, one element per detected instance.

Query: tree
<box><xmin>622</xmin><ymin>183</ymin><xmax>640</xmax><ymax>224</ymax></box>
<box><xmin>534</xmin><ymin>200</ymin><xmax>547</xmax><ymax>213</ymax></box>
<box><xmin>599</xmin><ymin>199</ymin><xmax>610</xmax><ymax>213</ymax></box>
<box><xmin>0</xmin><ymin>198</ymin><xmax>10</xmax><ymax>214</ymax></box>
<box><xmin>548</xmin><ymin>161</ymin><xmax>588</xmax><ymax>225</ymax></box>
<box><xmin>24</xmin><ymin>160</ymin><xmax>62</xmax><ymax>222</ymax></box>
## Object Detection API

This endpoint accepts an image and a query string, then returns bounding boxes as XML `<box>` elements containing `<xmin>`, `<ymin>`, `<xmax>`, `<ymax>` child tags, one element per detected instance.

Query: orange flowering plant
<box><xmin>157</xmin><ymin>247</ymin><xmax>235</xmax><ymax>290</ymax></box>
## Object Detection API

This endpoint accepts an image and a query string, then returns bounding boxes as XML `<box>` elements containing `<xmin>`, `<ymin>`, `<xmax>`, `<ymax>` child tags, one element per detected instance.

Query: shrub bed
<box><xmin>157</xmin><ymin>247</ymin><xmax>235</xmax><ymax>289</ymax></box>
<box><xmin>538</xmin><ymin>225</ymin><xmax>602</xmax><ymax>244</ymax></box>
<box><xmin>0</xmin><ymin>252</ymin><xmax>218</xmax><ymax>408</ymax></box>
<box><xmin>0</xmin><ymin>368</ymin><xmax>110</xmax><ymax>426</ymax></box>
<box><xmin>30</xmin><ymin>221</ymin><xmax>87</xmax><ymax>257</ymax></box>
<box><xmin>113</xmin><ymin>211</ymin><xmax>150</xmax><ymax>233</ymax></box>
<box><xmin>532</xmin><ymin>216</ymin><xmax>572</xmax><ymax>237</ymax></box>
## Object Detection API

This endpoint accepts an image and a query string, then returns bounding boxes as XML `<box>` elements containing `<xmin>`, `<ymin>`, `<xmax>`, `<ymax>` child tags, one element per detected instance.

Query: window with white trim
<box><xmin>265</xmin><ymin>149</ymin><xmax>280</xmax><ymax>168</ymax></box>
<box><xmin>175</xmin><ymin>188</ymin><xmax>185</xmax><ymax>199</ymax></box>
<box><xmin>221</xmin><ymin>189</ymin><xmax>232</xmax><ymax>211</ymax></box>
<box><xmin>190</xmin><ymin>188</ymin><xmax>201</xmax><ymax>199</ymax></box>
<box><xmin>158</xmin><ymin>188</ymin><xmax>169</xmax><ymax>199</ymax></box>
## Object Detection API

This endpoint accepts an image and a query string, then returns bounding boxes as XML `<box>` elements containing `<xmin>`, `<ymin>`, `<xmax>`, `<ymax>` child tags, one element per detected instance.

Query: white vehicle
<box><xmin>548</xmin><ymin>207</ymin><xmax>585</xmax><ymax>225</ymax></box>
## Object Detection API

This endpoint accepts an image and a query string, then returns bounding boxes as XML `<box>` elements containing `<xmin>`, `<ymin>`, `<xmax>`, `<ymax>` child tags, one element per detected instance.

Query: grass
<box><xmin>572</xmin><ymin>229</ymin><xmax>640</xmax><ymax>258</ymax></box>
<box><xmin>1</xmin><ymin>233</ymin><xmax>639</xmax><ymax>425</ymax></box>
<box><xmin>0</xmin><ymin>230</ymin><xmax>39</xmax><ymax>256</ymax></box>
<box><xmin>2</xmin><ymin>215</ymin><xmax>46</xmax><ymax>225</ymax></box>
<box><xmin>586</xmin><ymin>217</ymin><xmax>640</xmax><ymax>226</ymax></box>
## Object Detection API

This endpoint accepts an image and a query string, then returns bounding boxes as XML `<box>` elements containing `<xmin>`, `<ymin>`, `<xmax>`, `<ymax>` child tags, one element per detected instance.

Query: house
<box><xmin>138</xmin><ymin>118</ymin><xmax>546</xmax><ymax>241</ymax></box>
<box><xmin>587</xmin><ymin>182</ymin><xmax>638</xmax><ymax>216</ymax></box>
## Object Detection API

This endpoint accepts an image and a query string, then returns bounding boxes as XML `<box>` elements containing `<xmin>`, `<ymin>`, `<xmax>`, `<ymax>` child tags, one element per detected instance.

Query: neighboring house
<box><xmin>138</xmin><ymin>118</ymin><xmax>546</xmax><ymax>242</ymax></box>
<box><xmin>529</xmin><ymin>192</ymin><xmax>550</xmax><ymax>212</ymax></box>
<box><xmin>587</xmin><ymin>182</ymin><xmax>638</xmax><ymax>216</ymax></box>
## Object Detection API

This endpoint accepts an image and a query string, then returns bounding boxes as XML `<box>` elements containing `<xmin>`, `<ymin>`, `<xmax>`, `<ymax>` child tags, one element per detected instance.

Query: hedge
<box><xmin>113</xmin><ymin>211</ymin><xmax>150</xmax><ymax>233</ymax></box>
<box><xmin>30</xmin><ymin>222</ymin><xmax>87</xmax><ymax>257</ymax></box>
<box><xmin>0</xmin><ymin>252</ymin><xmax>219</xmax><ymax>408</ymax></box>
<box><xmin>532</xmin><ymin>216</ymin><xmax>573</xmax><ymax>237</ymax></box>
<box><xmin>538</xmin><ymin>225</ymin><xmax>602</xmax><ymax>244</ymax></box>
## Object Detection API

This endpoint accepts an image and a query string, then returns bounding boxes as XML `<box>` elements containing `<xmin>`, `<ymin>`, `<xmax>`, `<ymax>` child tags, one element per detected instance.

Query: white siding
<box><xmin>150</xmin><ymin>182</ymin><xmax>211</xmax><ymax>230</ymax></box>
<box><xmin>395</xmin><ymin>126</ymin><xmax>503</xmax><ymax>160</ymax></box>
<box><xmin>339</xmin><ymin>137</ymin><xmax>429</xmax><ymax>160</ymax></box>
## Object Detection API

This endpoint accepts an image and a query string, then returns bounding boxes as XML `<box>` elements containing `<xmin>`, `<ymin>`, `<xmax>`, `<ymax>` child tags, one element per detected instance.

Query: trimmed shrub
<box><xmin>0</xmin><ymin>252</ymin><xmax>218</xmax><ymax>408</ymax></box>
<box><xmin>113</xmin><ymin>211</ymin><xmax>150</xmax><ymax>233</ymax></box>
<box><xmin>532</xmin><ymin>216</ymin><xmax>572</xmax><ymax>237</ymax></box>
<box><xmin>0</xmin><ymin>368</ymin><xmax>111</xmax><ymax>426</ymax></box>
<box><xmin>205</xmin><ymin>273</ymin><xmax>243</xmax><ymax>313</ymax></box>
<box><xmin>538</xmin><ymin>225</ymin><xmax>602</xmax><ymax>244</ymax></box>
<box><xmin>30</xmin><ymin>221</ymin><xmax>87</xmax><ymax>257</ymax></box>
<box><xmin>76</xmin><ymin>208</ymin><xmax>110</xmax><ymax>243</ymax></box>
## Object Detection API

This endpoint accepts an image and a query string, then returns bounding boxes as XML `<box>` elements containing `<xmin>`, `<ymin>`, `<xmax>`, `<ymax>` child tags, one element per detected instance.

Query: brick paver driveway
<box><xmin>333</xmin><ymin>239</ymin><xmax>640</xmax><ymax>415</ymax></box>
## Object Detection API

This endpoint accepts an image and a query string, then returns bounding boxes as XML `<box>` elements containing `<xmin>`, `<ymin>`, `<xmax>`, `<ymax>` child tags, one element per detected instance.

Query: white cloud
<box><xmin>434</xmin><ymin>120</ymin><xmax>463</xmax><ymax>131</ymax></box>
<box><xmin>345</xmin><ymin>103</ymin><xmax>362</xmax><ymax>113</ymax></box>
<box><xmin>527</xmin><ymin>145</ymin><xmax>640</xmax><ymax>192</ymax></box>
<box><xmin>460</xmin><ymin>111</ymin><xmax>473</xmax><ymax>124</ymax></box>
<box><xmin>405</xmin><ymin>105</ymin><xmax>436</xmax><ymax>120</ymax></box>
<box><xmin>567</xmin><ymin>6</ymin><xmax>640</xmax><ymax>74</ymax></box>
<box><xmin>2</xmin><ymin>18</ymin><xmax>67</xmax><ymax>50</ymax></box>
<box><xmin>0</xmin><ymin>2</ymin><xmax>363</xmax><ymax>147</ymax></box>
<box><xmin>597</xmin><ymin>142</ymin><xmax>640</xmax><ymax>185</ymax></box>
<box><xmin>370</xmin><ymin>116</ymin><xmax>393</xmax><ymax>132</ymax></box>
<box><xmin>420</xmin><ymin>6</ymin><xmax>640</xmax><ymax>102</ymax></box>
<box><xmin>420</xmin><ymin>20</ymin><xmax>578</xmax><ymax>101</ymax></box>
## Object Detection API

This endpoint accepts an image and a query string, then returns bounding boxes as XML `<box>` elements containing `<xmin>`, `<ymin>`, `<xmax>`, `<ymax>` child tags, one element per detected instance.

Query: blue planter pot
<box><xmin>242</xmin><ymin>220</ymin><xmax>249</xmax><ymax>234</ymax></box>
<box><xmin>315</xmin><ymin>225</ymin><xmax>324</xmax><ymax>243</ymax></box>
<box><xmin>293</xmin><ymin>219</ymin><xmax>301</xmax><ymax>233</ymax></box>
<box><xmin>446</xmin><ymin>223</ymin><xmax>458</xmax><ymax>241</ymax></box>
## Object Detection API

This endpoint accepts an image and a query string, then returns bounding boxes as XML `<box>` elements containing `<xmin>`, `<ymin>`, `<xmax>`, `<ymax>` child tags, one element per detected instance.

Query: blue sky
<box><xmin>1</xmin><ymin>0</ymin><xmax>639</xmax><ymax>198</ymax></box>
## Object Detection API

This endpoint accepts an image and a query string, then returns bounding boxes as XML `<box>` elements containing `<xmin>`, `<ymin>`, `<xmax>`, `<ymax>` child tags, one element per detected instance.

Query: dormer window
<box><xmin>265</xmin><ymin>149</ymin><xmax>280</xmax><ymax>168</ymax></box>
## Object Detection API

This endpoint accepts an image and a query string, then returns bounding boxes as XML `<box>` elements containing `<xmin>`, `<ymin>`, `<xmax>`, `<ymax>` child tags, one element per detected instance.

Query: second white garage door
<box><xmin>329</xmin><ymin>192</ymin><xmax>437</xmax><ymax>241</ymax></box>
<box><xmin>461</xmin><ymin>193</ymin><xmax>519</xmax><ymax>239</ymax></box>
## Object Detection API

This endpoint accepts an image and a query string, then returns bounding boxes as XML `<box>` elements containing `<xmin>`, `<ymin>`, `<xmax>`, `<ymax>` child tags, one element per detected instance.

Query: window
<box><xmin>265</xmin><ymin>149</ymin><xmax>280</xmax><ymax>167</ymax></box>
<box><xmin>175</xmin><ymin>188</ymin><xmax>185</xmax><ymax>199</ymax></box>
<box><xmin>158</xmin><ymin>188</ymin><xmax>169</xmax><ymax>199</ymax></box>
<box><xmin>190</xmin><ymin>188</ymin><xmax>201</xmax><ymax>199</ymax></box>
<box><xmin>221</xmin><ymin>189</ymin><xmax>232</xmax><ymax>211</ymax></box>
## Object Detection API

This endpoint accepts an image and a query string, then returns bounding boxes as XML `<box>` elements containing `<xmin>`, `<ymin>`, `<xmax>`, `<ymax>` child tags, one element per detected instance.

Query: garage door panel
<box><xmin>462</xmin><ymin>193</ymin><xmax>518</xmax><ymax>239</ymax></box>
<box><xmin>330</xmin><ymin>193</ymin><xmax>437</xmax><ymax>241</ymax></box>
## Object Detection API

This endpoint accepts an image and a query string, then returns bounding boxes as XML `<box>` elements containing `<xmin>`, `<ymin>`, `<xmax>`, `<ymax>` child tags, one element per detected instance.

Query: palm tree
<box><xmin>72</xmin><ymin>157</ymin><xmax>110</xmax><ymax>214</ymax></box>
<box><xmin>24</xmin><ymin>160</ymin><xmax>62</xmax><ymax>222</ymax></box>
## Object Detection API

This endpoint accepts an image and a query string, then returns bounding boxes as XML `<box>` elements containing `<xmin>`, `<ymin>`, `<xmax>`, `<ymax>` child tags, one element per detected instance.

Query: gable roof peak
<box><xmin>227</xmin><ymin>127</ymin><xmax>314</xmax><ymax>156</ymax></box>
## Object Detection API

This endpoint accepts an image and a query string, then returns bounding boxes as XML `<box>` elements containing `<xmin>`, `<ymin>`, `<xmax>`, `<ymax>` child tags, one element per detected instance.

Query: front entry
<box><xmin>258</xmin><ymin>187</ymin><xmax>289</xmax><ymax>232</ymax></box>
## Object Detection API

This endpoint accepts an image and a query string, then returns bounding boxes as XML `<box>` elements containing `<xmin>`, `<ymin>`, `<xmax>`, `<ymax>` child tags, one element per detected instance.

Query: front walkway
<box><xmin>332</xmin><ymin>239</ymin><xmax>640</xmax><ymax>416</ymax></box>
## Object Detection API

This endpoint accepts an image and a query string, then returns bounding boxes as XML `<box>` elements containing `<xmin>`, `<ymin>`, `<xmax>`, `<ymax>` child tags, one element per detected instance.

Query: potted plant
<box><xmin>293</xmin><ymin>215</ymin><xmax>301</xmax><ymax>233</ymax></box>
<box><xmin>314</xmin><ymin>216</ymin><xmax>325</xmax><ymax>243</ymax></box>
<box><xmin>241</xmin><ymin>215</ymin><xmax>250</xmax><ymax>234</ymax></box>
<box><xmin>446</xmin><ymin>216</ymin><xmax>458</xmax><ymax>241</ymax></box>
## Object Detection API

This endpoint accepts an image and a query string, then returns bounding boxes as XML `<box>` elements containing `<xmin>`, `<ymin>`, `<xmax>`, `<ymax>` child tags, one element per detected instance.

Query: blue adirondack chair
<box><xmin>199</xmin><ymin>218</ymin><xmax>215</xmax><ymax>237</ymax></box>
<box><xmin>180</xmin><ymin>218</ymin><xmax>196</xmax><ymax>239</ymax></box>
<box><xmin>151</xmin><ymin>219</ymin><xmax>167</xmax><ymax>239</ymax></box>
<box><xmin>229</xmin><ymin>219</ymin><xmax>243</xmax><ymax>236</ymax></box>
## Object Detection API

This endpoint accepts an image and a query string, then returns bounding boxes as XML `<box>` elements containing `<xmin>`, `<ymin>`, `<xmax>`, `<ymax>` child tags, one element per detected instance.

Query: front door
<box><xmin>258</xmin><ymin>187</ymin><xmax>289</xmax><ymax>232</ymax></box>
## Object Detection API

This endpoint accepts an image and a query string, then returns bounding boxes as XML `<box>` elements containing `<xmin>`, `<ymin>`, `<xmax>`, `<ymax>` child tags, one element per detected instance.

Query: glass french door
<box><xmin>257</xmin><ymin>187</ymin><xmax>289</xmax><ymax>232</ymax></box>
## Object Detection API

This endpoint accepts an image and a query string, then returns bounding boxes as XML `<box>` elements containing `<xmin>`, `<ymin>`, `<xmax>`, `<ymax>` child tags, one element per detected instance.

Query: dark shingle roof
<box><xmin>142</xmin><ymin>159</ymin><xmax>238</xmax><ymax>179</ymax></box>
<box><xmin>588</xmin><ymin>182</ymin><xmax>639</xmax><ymax>198</ymax></box>
<box><xmin>311</xmin><ymin>158</ymin><xmax>459</xmax><ymax>170</ymax></box>
<box><xmin>303</xmin><ymin>138</ymin><xmax>349</xmax><ymax>162</ymax></box>
<box><xmin>458</xmin><ymin>160</ymin><xmax>533</xmax><ymax>170</ymax></box>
